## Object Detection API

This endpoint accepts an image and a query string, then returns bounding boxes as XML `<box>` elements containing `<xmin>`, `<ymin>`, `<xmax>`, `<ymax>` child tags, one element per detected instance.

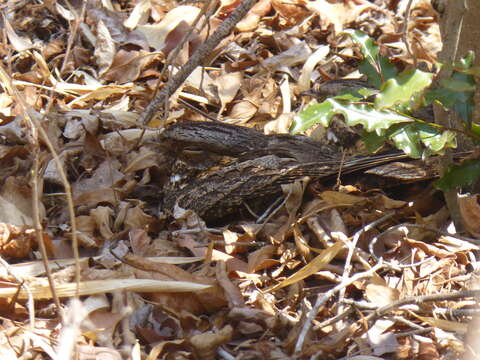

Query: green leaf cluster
<box><xmin>291</xmin><ymin>30</ymin><xmax>478</xmax><ymax>190</ymax></box>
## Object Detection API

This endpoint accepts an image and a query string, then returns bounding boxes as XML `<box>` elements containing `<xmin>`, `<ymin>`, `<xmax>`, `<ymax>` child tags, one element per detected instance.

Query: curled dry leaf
<box><xmin>236</xmin><ymin>0</ymin><xmax>272</xmax><ymax>32</ymax></box>
<box><xmin>271</xmin><ymin>0</ymin><xmax>309</xmax><ymax>24</ymax></box>
<box><xmin>95</xmin><ymin>20</ymin><xmax>116</xmax><ymax>77</ymax></box>
<box><xmin>3</xmin><ymin>15</ymin><xmax>33</xmax><ymax>51</ymax></box>
<box><xmin>0</xmin><ymin>176</ymin><xmax>41</xmax><ymax>226</ymax></box>
<box><xmin>0</xmin><ymin>223</ymin><xmax>35</xmax><ymax>259</ymax></box>
<box><xmin>137</xmin><ymin>5</ymin><xmax>202</xmax><ymax>52</ymax></box>
<box><xmin>189</xmin><ymin>325</ymin><xmax>233</xmax><ymax>360</ymax></box>
<box><xmin>305</xmin><ymin>0</ymin><xmax>376</xmax><ymax>33</ymax></box>
<box><xmin>123</xmin><ymin>0</ymin><xmax>152</xmax><ymax>30</ymax></box>
<box><xmin>248</xmin><ymin>244</ymin><xmax>278</xmax><ymax>273</ymax></box>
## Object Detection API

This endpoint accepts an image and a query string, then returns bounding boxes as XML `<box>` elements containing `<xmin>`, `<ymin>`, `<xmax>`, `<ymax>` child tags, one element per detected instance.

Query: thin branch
<box><xmin>139</xmin><ymin>0</ymin><xmax>256</xmax><ymax>125</ymax></box>
<box><xmin>294</xmin><ymin>261</ymin><xmax>384</xmax><ymax>354</ymax></box>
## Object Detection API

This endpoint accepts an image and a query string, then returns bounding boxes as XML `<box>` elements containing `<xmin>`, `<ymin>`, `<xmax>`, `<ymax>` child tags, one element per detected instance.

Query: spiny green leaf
<box><xmin>416</xmin><ymin>123</ymin><xmax>456</xmax><ymax>153</ymax></box>
<box><xmin>290</xmin><ymin>101</ymin><xmax>333</xmax><ymax>133</ymax></box>
<box><xmin>343</xmin><ymin>29</ymin><xmax>397</xmax><ymax>88</ymax></box>
<box><xmin>291</xmin><ymin>99</ymin><xmax>412</xmax><ymax>135</ymax></box>
<box><xmin>375</xmin><ymin>69</ymin><xmax>433</xmax><ymax>109</ymax></box>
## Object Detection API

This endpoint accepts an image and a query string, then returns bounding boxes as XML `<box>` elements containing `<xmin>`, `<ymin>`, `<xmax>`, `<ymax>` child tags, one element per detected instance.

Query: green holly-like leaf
<box><xmin>291</xmin><ymin>99</ymin><xmax>412</xmax><ymax>135</ymax></box>
<box><xmin>386</xmin><ymin>123</ymin><xmax>456</xmax><ymax>159</ymax></box>
<box><xmin>435</xmin><ymin>158</ymin><xmax>480</xmax><ymax>191</ymax></box>
<box><xmin>375</xmin><ymin>69</ymin><xmax>433</xmax><ymax>109</ymax></box>
<box><xmin>343</xmin><ymin>30</ymin><xmax>397</xmax><ymax>88</ymax></box>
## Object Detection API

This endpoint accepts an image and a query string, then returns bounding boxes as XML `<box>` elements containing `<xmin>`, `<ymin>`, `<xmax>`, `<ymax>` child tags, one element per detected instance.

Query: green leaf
<box><xmin>359</xmin><ymin>59</ymin><xmax>382</xmax><ymax>88</ymax></box>
<box><xmin>290</xmin><ymin>101</ymin><xmax>333</xmax><ymax>133</ymax></box>
<box><xmin>435</xmin><ymin>159</ymin><xmax>480</xmax><ymax>191</ymax></box>
<box><xmin>416</xmin><ymin>123</ymin><xmax>456</xmax><ymax>153</ymax></box>
<box><xmin>455</xmin><ymin>50</ymin><xmax>475</xmax><ymax>70</ymax></box>
<box><xmin>362</xmin><ymin>131</ymin><xmax>388</xmax><ymax>153</ymax></box>
<box><xmin>343</xmin><ymin>29</ymin><xmax>397</xmax><ymax>88</ymax></box>
<box><xmin>389</xmin><ymin>124</ymin><xmax>423</xmax><ymax>158</ymax></box>
<box><xmin>471</xmin><ymin>122</ymin><xmax>480</xmax><ymax>137</ymax></box>
<box><xmin>342</xmin><ymin>30</ymin><xmax>379</xmax><ymax>71</ymax></box>
<box><xmin>440</xmin><ymin>77</ymin><xmax>476</xmax><ymax>92</ymax></box>
<box><xmin>425</xmin><ymin>53</ymin><xmax>476</xmax><ymax>124</ymax></box>
<box><xmin>291</xmin><ymin>99</ymin><xmax>412</xmax><ymax>135</ymax></box>
<box><xmin>375</xmin><ymin>69</ymin><xmax>433</xmax><ymax>109</ymax></box>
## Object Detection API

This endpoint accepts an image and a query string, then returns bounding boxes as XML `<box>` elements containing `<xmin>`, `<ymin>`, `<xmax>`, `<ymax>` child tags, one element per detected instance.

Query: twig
<box><xmin>156</xmin><ymin>0</ymin><xmax>218</xmax><ymax>119</ymax></box>
<box><xmin>294</xmin><ymin>261</ymin><xmax>384</xmax><ymax>354</ymax></box>
<box><xmin>0</xmin><ymin>256</ymin><xmax>35</xmax><ymax>332</ymax></box>
<box><xmin>402</xmin><ymin>0</ymin><xmax>416</xmax><ymax>67</ymax></box>
<box><xmin>313</xmin><ymin>307</ymin><xmax>355</xmax><ymax>331</ymax></box>
<box><xmin>61</xmin><ymin>1</ymin><xmax>87</xmax><ymax>74</ymax></box>
<box><xmin>336</xmin><ymin>211</ymin><xmax>395</xmax><ymax>328</ymax></box>
<box><xmin>139</xmin><ymin>0</ymin><xmax>256</xmax><ymax>125</ymax></box>
<box><xmin>363</xmin><ymin>289</ymin><xmax>480</xmax><ymax>325</ymax></box>
<box><xmin>32</xmin><ymin>148</ymin><xmax>62</xmax><ymax>311</ymax></box>
<box><xmin>0</xmin><ymin>65</ymin><xmax>81</xmax><ymax>297</ymax></box>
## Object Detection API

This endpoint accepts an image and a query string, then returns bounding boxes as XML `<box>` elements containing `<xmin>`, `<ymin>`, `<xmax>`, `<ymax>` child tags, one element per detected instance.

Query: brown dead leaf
<box><xmin>73</xmin><ymin>160</ymin><xmax>124</xmax><ymax>206</ymax></box>
<box><xmin>320</xmin><ymin>190</ymin><xmax>367</xmax><ymax>206</ymax></box>
<box><xmin>189</xmin><ymin>325</ymin><xmax>233</xmax><ymax>359</ymax></box>
<box><xmin>216</xmin><ymin>261</ymin><xmax>245</xmax><ymax>308</ymax></box>
<box><xmin>271</xmin><ymin>0</ymin><xmax>309</xmax><ymax>24</ymax></box>
<box><xmin>365</xmin><ymin>283</ymin><xmax>400</xmax><ymax>306</ymax></box>
<box><xmin>225</xmin><ymin>100</ymin><xmax>258</xmax><ymax>122</ymax></box>
<box><xmin>267</xmin><ymin>241</ymin><xmax>344</xmax><ymax>292</ymax></box>
<box><xmin>0</xmin><ymin>223</ymin><xmax>35</xmax><ymax>259</ymax></box>
<box><xmin>0</xmin><ymin>176</ymin><xmax>41</xmax><ymax>226</ymax></box>
<box><xmin>305</xmin><ymin>0</ymin><xmax>375</xmax><ymax>33</ymax></box>
<box><xmin>103</xmin><ymin>50</ymin><xmax>161</xmax><ymax>83</ymax></box>
<box><xmin>95</xmin><ymin>20</ymin><xmax>116</xmax><ymax>77</ymax></box>
<box><xmin>236</xmin><ymin>0</ymin><xmax>272</xmax><ymax>32</ymax></box>
<box><xmin>3</xmin><ymin>15</ymin><xmax>33</xmax><ymax>51</ymax></box>
<box><xmin>90</xmin><ymin>206</ymin><xmax>114</xmax><ymax>240</ymax></box>
<box><xmin>248</xmin><ymin>244</ymin><xmax>278</xmax><ymax>273</ymax></box>
<box><xmin>137</xmin><ymin>6</ymin><xmax>202</xmax><ymax>52</ymax></box>
<box><xmin>128</xmin><ymin>255</ymin><xmax>227</xmax><ymax>314</ymax></box>
<box><xmin>216</xmin><ymin>71</ymin><xmax>242</xmax><ymax>114</ymax></box>
<box><xmin>404</xmin><ymin>237</ymin><xmax>452</xmax><ymax>259</ymax></box>
<box><xmin>77</xmin><ymin>345</ymin><xmax>122</xmax><ymax>360</ymax></box>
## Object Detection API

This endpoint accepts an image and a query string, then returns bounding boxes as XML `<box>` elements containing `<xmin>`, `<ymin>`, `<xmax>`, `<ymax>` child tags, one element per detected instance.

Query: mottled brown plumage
<box><xmin>160</xmin><ymin>121</ymin><xmax>406</xmax><ymax>221</ymax></box>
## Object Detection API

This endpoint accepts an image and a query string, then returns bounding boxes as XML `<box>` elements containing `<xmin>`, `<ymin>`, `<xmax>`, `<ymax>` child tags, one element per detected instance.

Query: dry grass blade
<box><xmin>0</xmin><ymin>279</ymin><xmax>212</xmax><ymax>299</ymax></box>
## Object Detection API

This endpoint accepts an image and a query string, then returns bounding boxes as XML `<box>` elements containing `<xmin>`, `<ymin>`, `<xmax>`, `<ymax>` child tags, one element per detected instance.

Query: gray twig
<box><xmin>139</xmin><ymin>0</ymin><xmax>256</xmax><ymax>125</ymax></box>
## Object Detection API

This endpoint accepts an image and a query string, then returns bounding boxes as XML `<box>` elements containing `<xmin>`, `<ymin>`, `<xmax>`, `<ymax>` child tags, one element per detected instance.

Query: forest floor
<box><xmin>0</xmin><ymin>0</ymin><xmax>478</xmax><ymax>359</ymax></box>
